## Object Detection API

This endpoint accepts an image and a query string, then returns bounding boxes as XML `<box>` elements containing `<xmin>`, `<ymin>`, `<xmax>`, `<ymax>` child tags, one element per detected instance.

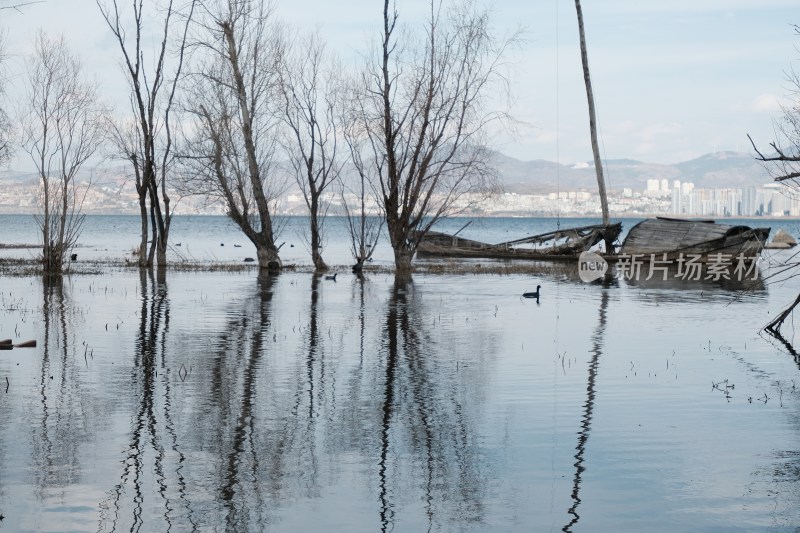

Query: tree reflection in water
<box><xmin>5</xmin><ymin>269</ymin><xmax>798</xmax><ymax>530</ymax></box>
<box><xmin>378</xmin><ymin>274</ymin><xmax>487</xmax><ymax>532</ymax></box>
<box><xmin>33</xmin><ymin>276</ymin><xmax>89</xmax><ymax>500</ymax></box>
<box><xmin>564</xmin><ymin>287</ymin><xmax>609</xmax><ymax>532</ymax></box>
<box><xmin>209</xmin><ymin>273</ymin><xmax>275</xmax><ymax>532</ymax></box>
<box><xmin>100</xmin><ymin>268</ymin><xmax>195</xmax><ymax>531</ymax></box>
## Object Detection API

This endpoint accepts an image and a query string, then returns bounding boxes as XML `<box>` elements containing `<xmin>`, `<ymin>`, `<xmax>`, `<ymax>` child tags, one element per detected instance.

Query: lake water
<box><xmin>1</xmin><ymin>215</ymin><xmax>800</xmax><ymax>531</ymax></box>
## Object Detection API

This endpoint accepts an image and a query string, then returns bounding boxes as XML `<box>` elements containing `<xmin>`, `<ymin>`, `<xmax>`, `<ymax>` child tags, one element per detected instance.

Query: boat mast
<box><xmin>574</xmin><ymin>0</ymin><xmax>610</xmax><ymax>227</ymax></box>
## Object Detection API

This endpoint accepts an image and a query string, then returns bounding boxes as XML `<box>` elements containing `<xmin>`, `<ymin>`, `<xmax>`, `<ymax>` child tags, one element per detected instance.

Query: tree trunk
<box><xmin>393</xmin><ymin>247</ymin><xmax>414</xmax><ymax>273</ymax></box>
<box><xmin>156</xmin><ymin>236</ymin><xmax>168</xmax><ymax>268</ymax></box>
<box><xmin>137</xmin><ymin>185</ymin><xmax>149</xmax><ymax>267</ymax></box>
<box><xmin>575</xmin><ymin>0</ymin><xmax>609</xmax><ymax>228</ymax></box>
<box><xmin>256</xmin><ymin>245</ymin><xmax>282</xmax><ymax>273</ymax></box>
<box><xmin>310</xmin><ymin>210</ymin><xmax>327</xmax><ymax>271</ymax></box>
<box><xmin>147</xmin><ymin>203</ymin><xmax>157</xmax><ymax>267</ymax></box>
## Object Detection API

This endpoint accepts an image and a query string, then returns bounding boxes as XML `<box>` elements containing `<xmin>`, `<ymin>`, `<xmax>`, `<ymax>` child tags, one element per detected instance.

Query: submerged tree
<box><xmin>0</xmin><ymin>30</ymin><xmax>11</xmax><ymax>167</ymax></box>
<box><xmin>181</xmin><ymin>0</ymin><xmax>284</xmax><ymax>272</ymax></box>
<box><xmin>341</xmin><ymin>110</ymin><xmax>383</xmax><ymax>273</ymax></box>
<box><xmin>353</xmin><ymin>0</ymin><xmax>516</xmax><ymax>271</ymax></box>
<box><xmin>21</xmin><ymin>32</ymin><xmax>104</xmax><ymax>273</ymax></box>
<box><xmin>279</xmin><ymin>31</ymin><xmax>343</xmax><ymax>271</ymax></box>
<box><xmin>97</xmin><ymin>0</ymin><xmax>197</xmax><ymax>268</ymax></box>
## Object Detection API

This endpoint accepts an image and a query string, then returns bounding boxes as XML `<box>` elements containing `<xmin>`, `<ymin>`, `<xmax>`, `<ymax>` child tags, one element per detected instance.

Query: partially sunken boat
<box><xmin>417</xmin><ymin>0</ymin><xmax>621</xmax><ymax>264</ymax></box>
<box><xmin>619</xmin><ymin>217</ymin><xmax>769</xmax><ymax>261</ymax></box>
<box><xmin>417</xmin><ymin>222</ymin><xmax>622</xmax><ymax>261</ymax></box>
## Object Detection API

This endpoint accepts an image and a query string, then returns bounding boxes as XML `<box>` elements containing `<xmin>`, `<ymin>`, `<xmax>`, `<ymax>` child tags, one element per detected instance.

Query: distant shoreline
<box><xmin>0</xmin><ymin>212</ymin><xmax>798</xmax><ymax>221</ymax></box>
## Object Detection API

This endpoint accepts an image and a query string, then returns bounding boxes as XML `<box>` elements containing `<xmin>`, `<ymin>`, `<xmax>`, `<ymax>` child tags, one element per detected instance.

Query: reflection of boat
<box><xmin>619</xmin><ymin>218</ymin><xmax>770</xmax><ymax>261</ymax></box>
<box><xmin>417</xmin><ymin>223</ymin><xmax>622</xmax><ymax>261</ymax></box>
<box><xmin>621</xmin><ymin>262</ymin><xmax>766</xmax><ymax>292</ymax></box>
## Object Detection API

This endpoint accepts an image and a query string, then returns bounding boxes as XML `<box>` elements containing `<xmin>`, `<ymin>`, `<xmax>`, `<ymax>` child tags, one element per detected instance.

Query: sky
<box><xmin>1</xmin><ymin>0</ymin><xmax>799</xmax><ymax>170</ymax></box>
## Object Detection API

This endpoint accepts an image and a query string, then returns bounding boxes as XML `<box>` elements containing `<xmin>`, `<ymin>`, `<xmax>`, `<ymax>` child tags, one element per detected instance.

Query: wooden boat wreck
<box><xmin>416</xmin><ymin>222</ymin><xmax>623</xmax><ymax>261</ymax></box>
<box><xmin>619</xmin><ymin>217</ymin><xmax>770</xmax><ymax>261</ymax></box>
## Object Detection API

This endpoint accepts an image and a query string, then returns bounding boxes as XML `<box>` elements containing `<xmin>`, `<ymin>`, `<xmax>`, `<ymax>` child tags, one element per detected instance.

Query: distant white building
<box><xmin>671</xmin><ymin>180</ymin><xmax>682</xmax><ymax>214</ymax></box>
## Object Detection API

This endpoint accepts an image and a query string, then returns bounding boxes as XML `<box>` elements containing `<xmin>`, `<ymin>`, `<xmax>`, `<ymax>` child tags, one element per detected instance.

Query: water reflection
<box><xmin>762</xmin><ymin>328</ymin><xmax>800</xmax><ymax>370</ymax></box>
<box><xmin>623</xmin><ymin>263</ymin><xmax>767</xmax><ymax>304</ymax></box>
<box><xmin>213</xmin><ymin>273</ymin><xmax>275</xmax><ymax>532</ymax></box>
<box><xmin>378</xmin><ymin>274</ymin><xmax>487</xmax><ymax>531</ymax></box>
<box><xmin>34</xmin><ymin>276</ymin><xmax>88</xmax><ymax>495</ymax></box>
<box><xmin>564</xmin><ymin>287</ymin><xmax>609</xmax><ymax>532</ymax></box>
<box><xmin>2</xmin><ymin>267</ymin><xmax>796</xmax><ymax>530</ymax></box>
<box><xmin>99</xmin><ymin>268</ymin><xmax>196</xmax><ymax>531</ymax></box>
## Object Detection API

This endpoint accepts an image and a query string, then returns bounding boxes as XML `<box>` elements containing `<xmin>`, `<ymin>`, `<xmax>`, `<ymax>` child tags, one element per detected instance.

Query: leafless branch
<box><xmin>353</xmin><ymin>0</ymin><xmax>520</xmax><ymax>271</ymax></box>
<box><xmin>180</xmin><ymin>0</ymin><xmax>284</xmax><ymax>272</ymax></box>
<box><xmin>20</xmin><ymin>32</ymin><xmax>105</xmax><ymax>273</ymax></box>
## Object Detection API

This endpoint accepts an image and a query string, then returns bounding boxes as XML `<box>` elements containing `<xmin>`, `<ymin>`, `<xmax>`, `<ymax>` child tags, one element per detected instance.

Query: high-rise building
<box><xmin>671</xmin><ymin>180</ymin><xmax>682</xmax><ymax>214</ymax></box>
<box><xmin>741</xmin><ymin>187</ymin><xmax>757</xmax><ymax>216</ymax></box>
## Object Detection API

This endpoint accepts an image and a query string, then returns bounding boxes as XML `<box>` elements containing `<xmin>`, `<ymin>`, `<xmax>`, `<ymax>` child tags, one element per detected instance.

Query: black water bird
<box><xmin>325</xmin><ymin>272</ymin><xmax>338</xmax><ymax>281</ymax></box>
<box><xmin>522</xmin><ymin>285</ymin><xmax>541</xmax><ymax>299</ymax></box>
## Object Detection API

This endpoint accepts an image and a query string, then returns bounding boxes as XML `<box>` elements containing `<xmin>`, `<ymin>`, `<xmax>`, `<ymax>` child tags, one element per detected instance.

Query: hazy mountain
<box><xmin>494</xmin><ymin>150</ymin><xmax>772</xmax><ymax>194</ymax></box>
<box><xmin>0</xmin><ymin>151</ymin><xmax>775</xmax><ymax>213</ymax></box>
<box><xmin>0</xmin><ymin>170</ymin><xmax>40</xmax><ymax>186</ymax></box>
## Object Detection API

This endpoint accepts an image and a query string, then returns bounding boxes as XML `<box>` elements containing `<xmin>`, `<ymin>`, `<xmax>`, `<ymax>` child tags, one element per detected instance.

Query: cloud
<box><xmin>752</xmin><ymin>93</ymin><xmax>781</xmax><ymax>113</ymax></box>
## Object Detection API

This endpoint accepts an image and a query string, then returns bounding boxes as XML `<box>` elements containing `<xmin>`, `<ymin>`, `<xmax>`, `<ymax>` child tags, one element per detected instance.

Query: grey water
<box><xmin>3</xmin><ymin>214</ymin><xmax>608</xmax><ymax>266</ymax></box>
<box><xmin>1</xmin><ymin>215</ymin><xmax>800</xmax><ymax>531</ymax></box>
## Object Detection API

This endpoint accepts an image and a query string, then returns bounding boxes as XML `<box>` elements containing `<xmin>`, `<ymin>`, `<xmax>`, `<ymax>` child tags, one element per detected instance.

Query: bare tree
<box><xmin>181</xmin><ymin>0</ymin><xmax>284</xmax><ymax>272</ymax></box>
<box><xmin>279</xmin><ymin>31</ymin><xmax>343</xmax><ymax>272</ymax></box>
<box><xmin>354</xmin><ymin>0</ymin><xmax>516</xmax><ymax>271</ymax></box>
<box><xmin>0</xmin><ymin>30</ymin><xmax>11</xmax><ymax>167</ymax></box>
<box><xmin>97</xmin><ymin>0</ymin><xmax>197</xmax><ymax>268</ymax></box>
<box><xmin>749</xmin><ymin>25</ymin><xmax>800</xmax><ymax>335</ymax></box>
<box><xmin>21</xmin><ymin>32</ymin><xmax>104</xmax><ymax>273</ymax></box>
<box><xmin>748</xmin><ymin>27</ymin><xmax>800</xmax><ymax>184</ymax></box>
<box><xmin>341</xmin><ymin>113</ymin><xmax>384</xmax><ymax>273</ymax></box>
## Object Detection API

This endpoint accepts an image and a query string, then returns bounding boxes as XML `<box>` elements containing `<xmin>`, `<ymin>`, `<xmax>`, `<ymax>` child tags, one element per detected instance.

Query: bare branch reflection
<box><xmin>100</xmin><ymin>268</ymin><xmax>196</xmax><ymax>532</ymax></box>
<box><xmin>33</xmin><ymin>276</ymin><xmax>87</xmax><ymax>498</ymax></box>
<box><xmin>213</xmin><ymin>273</ymin><xmax>275</xmax><ymax>532</ymax></box>
<box><xmin>378</xmin><ymin>274</ymin><xmax>488</xmax><ymax>532</ymax></box>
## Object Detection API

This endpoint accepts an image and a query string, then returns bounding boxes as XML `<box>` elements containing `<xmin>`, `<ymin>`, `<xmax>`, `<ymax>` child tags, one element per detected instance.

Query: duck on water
<box><xmin>523</xmin><ymin>286</ymin><xmax>541</xmax><ymax>300</ymax></box>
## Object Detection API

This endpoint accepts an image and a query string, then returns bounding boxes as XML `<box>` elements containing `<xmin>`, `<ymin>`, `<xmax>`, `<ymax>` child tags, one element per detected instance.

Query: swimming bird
<box><xmin>522</xmin><ymin>285</ymin><xmax>541</xmax><ymax>299</ymax></box>
<box><xmin>325</xmin><ymin>272</ymin><xmax>337</xmax><ymax>281</ymax></box>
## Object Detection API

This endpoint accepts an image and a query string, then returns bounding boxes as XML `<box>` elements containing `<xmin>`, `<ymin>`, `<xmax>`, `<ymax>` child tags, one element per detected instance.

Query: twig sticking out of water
<box><xmin>764</xmin><ymin>293</ymin><xmax>800</xmax><ymax>335</ymax></box>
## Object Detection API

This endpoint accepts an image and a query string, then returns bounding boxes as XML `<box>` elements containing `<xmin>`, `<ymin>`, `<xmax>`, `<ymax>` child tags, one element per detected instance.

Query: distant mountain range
<box><xmin>0</xmin><ymin>150</ymin><xmax>774</xmax><ymax>201</ymax></box>
<box><xmin>494</xmin><ymin>150</ymin><xmax>773</xmax><ymax>194</ymax></box>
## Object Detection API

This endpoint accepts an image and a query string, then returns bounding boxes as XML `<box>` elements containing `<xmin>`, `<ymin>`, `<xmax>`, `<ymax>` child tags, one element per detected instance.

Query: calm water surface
<box><xmin>0</xmin><ymin>216</ymin><xmax>799</xmax><ymax>531</ymax></box>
